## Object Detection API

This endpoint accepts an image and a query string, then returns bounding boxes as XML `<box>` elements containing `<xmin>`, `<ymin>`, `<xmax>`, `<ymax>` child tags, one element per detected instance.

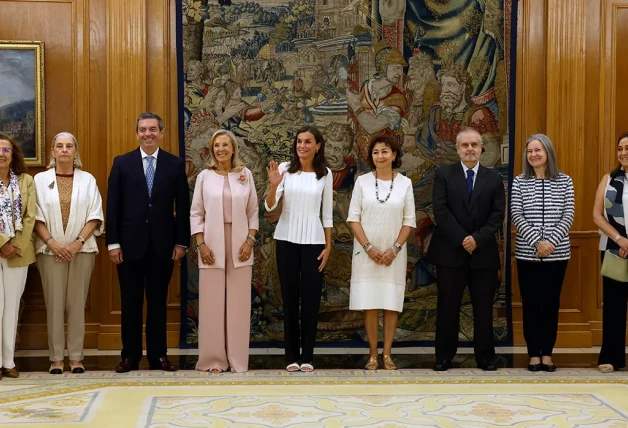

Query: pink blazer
<box><xmin>190</xmin><ymin>168</ymin><xmax>259</xmax><ymax>269</ymax></box>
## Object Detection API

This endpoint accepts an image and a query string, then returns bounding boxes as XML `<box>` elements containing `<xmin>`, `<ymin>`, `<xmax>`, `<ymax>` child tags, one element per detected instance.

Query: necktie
<box><xmin>146</xmin><ymin>156</ymin><xmax>155</xmax><ymax>197</ymax></box>
<box><xmin>466</xmin><ymin>169</ymin><xmax>474</xmax><ymax>199</ymax></box>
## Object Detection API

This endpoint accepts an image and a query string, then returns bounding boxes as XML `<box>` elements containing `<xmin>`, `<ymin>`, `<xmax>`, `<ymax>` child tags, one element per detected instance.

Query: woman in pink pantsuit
<box><xmin>190</xmin><ymin>129</ymin><xmax>258</xmax><ymax>373</ymax></box>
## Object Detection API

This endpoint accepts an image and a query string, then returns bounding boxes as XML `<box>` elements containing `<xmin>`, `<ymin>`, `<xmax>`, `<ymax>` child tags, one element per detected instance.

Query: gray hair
<box><xmin>455</xmin><ymin>127</ymin><xmax>483</xmax><ymax>145</ymax></box>
<box><xmin>48</xmin><ymin>132</ymin><xmax>83</xmax><ymax>169</ymax></box>
<box><xmin>522</xmin><ymin>133</ymin><xmax>559</xmax><ymax>179</ymax></box>
<box><xmin>136</xmin><ymin>111</ymin><xmax>164</xmax><ymax>132</ymax></box>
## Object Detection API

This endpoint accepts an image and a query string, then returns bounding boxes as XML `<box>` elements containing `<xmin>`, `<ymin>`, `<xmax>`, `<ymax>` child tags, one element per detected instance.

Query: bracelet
<box><xmin>391</xmin><ymin>246</ymin><xmax>398</xmax><ymax>257</ymax></box>
<box><xmin>615</xmin><ymin>234</ymin><xmax>622</xmax><ymax>243</ymax></box>
<box><xmin>195</xmin><ymin>241</ymin><xmax>206</xmax><ymax>251</ymax></box>
<box><xmin>362</xmin><ymin>241</ymin><xmax>371</xmax><ymax>250</ymax></box>
<box><xmin>76</xmin><ymin>235</ymin><xmax>85</xmax><ymax>245</ymax></box>
<box><xmin>394</xmin><ymin>242</ymin><xmax>402</xmax><ymax>251</ymax></box>
<box><xmin>248</xmin><ymin>234</ymin><xmax>256</xmax><ymax>242</ymax></box>
<box><xmin>245</xmin><ymin>239</ymin><xmax>254</xmax><ymax>247</ymax></box>
<box><xmin>364</xmin><ymin>244</ymin><xmax>373</xmax><ymax>253</ymax></box>
<box><xmin>45</xmin><ymin>236</ymin><xmax>53</xmax><ymax>243</ymax></box>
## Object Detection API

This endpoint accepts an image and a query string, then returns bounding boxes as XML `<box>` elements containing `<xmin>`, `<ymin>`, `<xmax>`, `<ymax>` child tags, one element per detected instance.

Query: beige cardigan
<box><xmin>0</xmin><ymin>174</ymin><xmax>37</xmax><ymax>267</ymax></box>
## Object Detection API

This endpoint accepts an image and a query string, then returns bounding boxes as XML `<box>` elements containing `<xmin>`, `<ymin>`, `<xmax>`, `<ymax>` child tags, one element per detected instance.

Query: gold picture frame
<box><xmin>0</xmin><ymin>41</ymin><xmax>45</xmax><ymax>167</ymax></box>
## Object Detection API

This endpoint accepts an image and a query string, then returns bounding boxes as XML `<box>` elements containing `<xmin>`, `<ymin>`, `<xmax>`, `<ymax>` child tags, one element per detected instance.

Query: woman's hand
<box><xmin>0</xmin><ymin>242</ymin><xmax>19</xmax><ymax>259</ymax></box>
<box><xmin>379</xmin><ymin>247</ymin><xmax>396</xmax><ymax>266</ymax></box>
<box><xmin>367</xmin><ymin>247</ymin><xmax>383</xmax><ymax>264</ymax></box>
<box><xmin>198</xmin><ymin>244</ymin><xmax>215</xmax><ymax>265</ymax></box>
<box><xmin>536</xmin><ymin>241</ymin><xmax>555</xmax><ymax>258</ymax></box>
<box><xmin>47</xmin><ymin>239</ymin><xmax>72</xmax><ymax>262</ymax></box>
<box><xmin>617</xmin><ymin>237</ymin><xmax>628</xmax><ymax>252</ymax></box>
<box><xmin>619</xmin><ymin>248</ymin><xmax>628</xmax><ymax>259</ymax></box>
<box><xmin>317</xmin><ymin>246</ymin><xmax>331</xmax><ymax>272</ymax></box>
<box><xmin>266</xmin><ymin>161</ymin><xmax>284</xmax><ymax>187</ymax></box>
<box><xmin>59</xmin><ymin>241</ymin><xmax>83</xmax><ymax>262</ymax></box>
<box><xmin>239</xmin><ymin>241</ymin><xmax>253</xmax><ymax>262</ymax></box>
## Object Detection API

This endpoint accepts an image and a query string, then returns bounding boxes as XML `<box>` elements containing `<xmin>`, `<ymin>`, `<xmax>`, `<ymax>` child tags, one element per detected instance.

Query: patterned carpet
<box><xmin>1</xmin><ymin>369</ymin><xmax>627</xmax><ymax>427</ymax></box>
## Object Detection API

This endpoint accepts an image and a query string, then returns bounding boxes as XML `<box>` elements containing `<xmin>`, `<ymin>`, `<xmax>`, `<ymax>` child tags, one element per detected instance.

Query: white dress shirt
<box><xmin>461</xmin><ymin>161</ymin><xmax>479</xmax><ymax>188</ymax></box>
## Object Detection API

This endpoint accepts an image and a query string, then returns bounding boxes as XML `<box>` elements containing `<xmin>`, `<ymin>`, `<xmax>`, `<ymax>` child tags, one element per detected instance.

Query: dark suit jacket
<box><xmin>106</xmin><ymin>147</ymin><xmax>190</xmax><ymax>261</ymax></box>
<box><xmin>427</xmin><ymin>162</ymin><xmax>505</xmax><ymax>270</ymax></box>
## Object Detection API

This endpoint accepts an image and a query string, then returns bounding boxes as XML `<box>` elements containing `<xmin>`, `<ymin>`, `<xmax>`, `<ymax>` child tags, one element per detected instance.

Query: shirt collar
<box><xmin>461</xmin><ymin>161</ymin><xmax>479</xmax><ymax>176</ymax></box>
<box><xmin>140</xmin><ymin>147</ymin><xmax>159</xmax><ymax>160</ymax></box>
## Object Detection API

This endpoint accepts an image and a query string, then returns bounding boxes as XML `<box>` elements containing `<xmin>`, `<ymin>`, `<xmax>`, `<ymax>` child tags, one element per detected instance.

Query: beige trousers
<box><xmin>0</xmin><ymin>258</ymin><xmax>28</xmax><ymax>369</ymax></box>
<box><xmin>37</xmin><ymin>253</ymin><xmax>96</xmax><ymax>362</ymax></box>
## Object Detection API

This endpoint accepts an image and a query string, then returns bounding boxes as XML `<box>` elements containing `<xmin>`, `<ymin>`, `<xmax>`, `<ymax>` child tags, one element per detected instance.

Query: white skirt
<box><xmin>349</xmin><ymin>281</ymin><xmax>405</xmax><ymax>312</ymax></box>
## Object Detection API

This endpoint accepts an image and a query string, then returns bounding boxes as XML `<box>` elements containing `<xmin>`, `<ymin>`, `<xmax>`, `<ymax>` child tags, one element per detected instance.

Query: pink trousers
<box><xmin>196</xmin><ymin>223</ymin><xmax>252</xmax><ymax>372</ymax></box>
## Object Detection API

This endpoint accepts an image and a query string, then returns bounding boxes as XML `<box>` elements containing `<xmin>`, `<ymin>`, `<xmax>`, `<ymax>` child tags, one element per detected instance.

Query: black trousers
<box><xmin>599</xmin><ymin>253</ymin><xmax>628</xmax><ymax>368</ymax></box>
<box><xmin>117</xmin><ymin>241</ymin><xmax>174</xmax><ymax>364</ymax></box>
<box><xmin>276</xmin><ymin>240</ymin><xmax>325</xmax><ymax>364</ymax></box>
<box><xmin>435</xmin><ymin>263</ymin><xmax>498</xmax><ymax>363</ymax></box>
<box><xmin>517</xmin><ymin>259</ymin><xmax>568</xmax><ymax>358</ymax></box>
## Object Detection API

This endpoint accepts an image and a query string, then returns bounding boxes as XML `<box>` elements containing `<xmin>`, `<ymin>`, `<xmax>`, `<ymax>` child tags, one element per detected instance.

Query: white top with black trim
<box><xmin>511</xmin><ymin>172</ymin><xmax>575</xmax><ymax>261</ymax></box>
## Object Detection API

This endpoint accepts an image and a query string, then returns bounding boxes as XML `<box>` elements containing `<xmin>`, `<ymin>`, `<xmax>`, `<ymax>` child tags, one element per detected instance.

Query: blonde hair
<box><xmin>48</xmin><ymin>132</ymin><xmax>83</xmax><ymax>169</ymax></box>
<box><xmin>206</xmin><ymin>129</ymin><xmax>245</xmax><ymax>172</ymax></box>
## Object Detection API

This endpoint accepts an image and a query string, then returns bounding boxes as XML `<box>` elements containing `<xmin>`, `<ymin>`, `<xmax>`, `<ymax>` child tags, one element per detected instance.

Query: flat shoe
<box><xmin>1</xmin><ymin>367</ymin><xmax>19</xmax><ymax>378</ymax></box>
<box><xmin>598</xmin><ymin>364</ymin><xmax>614</xmax><ymax>373</ymax></box>
<box><xmin>70</xmin><ymin>363</ymin><xmax>85</xmax><ymax>374</ymax></box>
<box><xmin>49</xmin><ymin>364</ymin><xmax>64</xmax><ymax>375</ymax></box>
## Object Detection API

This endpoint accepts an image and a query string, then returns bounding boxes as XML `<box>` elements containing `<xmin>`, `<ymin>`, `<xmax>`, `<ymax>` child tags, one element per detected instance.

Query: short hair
<box><xmin>0</xmin><ymin>133</ymin><xmax>27</xmax><ymax>175</ymax></box>
<box><xmin>366</xmin><ymin>134</ymin><xmax>402</xmax><ymax>169</ymax></box>
<box><xmin>522</xmin><ymin>133</ymin><xmax>559</xmax><ymax>179</ymax></box>
<box><xmin>610</xmin><ymin>131</ymin><xmax>628</xmax><ymax>178</ymax></box>
<box><xmin>206</xmin><ymin>129</ymin><xmax>245</xmax><ymax>172</ymax></box>
<box><xmin>437</xmin><ymin>64</ymin><xmax>473</xmax><ymax>105</ymax></box>
<box><xmin>48</xmin><ymin>132</ymin><xmax>83</xmax><ymax>169</ymax></box>
<box><xmin>455</xmin><ymin>127</ymin><xmax>483</xmax><ymax>146</ymax></box>
<box><xmin>136</xmin><ymin>111</ymin><xmax>164</xmax><ymax>132</ymax></box>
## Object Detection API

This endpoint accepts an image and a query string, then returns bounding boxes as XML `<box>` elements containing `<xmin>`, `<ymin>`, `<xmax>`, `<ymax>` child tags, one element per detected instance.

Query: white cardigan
<box><xmin>34</xmin><ymin>168</ymin><xmax>104</xmax><ymax>254</ymax></box>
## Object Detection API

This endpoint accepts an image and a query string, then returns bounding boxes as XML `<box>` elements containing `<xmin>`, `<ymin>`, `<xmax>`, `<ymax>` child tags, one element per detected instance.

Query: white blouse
<box><xmin>265</xmin><ymin>162</ymin><xmax>333</xmax><ymax>245</ymax></box>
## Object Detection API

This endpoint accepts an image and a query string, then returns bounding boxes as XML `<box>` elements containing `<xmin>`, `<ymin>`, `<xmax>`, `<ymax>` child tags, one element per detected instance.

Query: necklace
<box><xmin>374</xmin><ymin>170</ymin><xmax>394</xmax><ymax>203</ymax></box>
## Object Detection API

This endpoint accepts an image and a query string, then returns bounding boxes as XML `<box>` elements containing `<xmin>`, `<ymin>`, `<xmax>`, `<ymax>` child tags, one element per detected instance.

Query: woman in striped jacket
<box><xmin>511</xmin><ymin>134</ymin><xmax>575</xmax><ymax>372</ymax></box>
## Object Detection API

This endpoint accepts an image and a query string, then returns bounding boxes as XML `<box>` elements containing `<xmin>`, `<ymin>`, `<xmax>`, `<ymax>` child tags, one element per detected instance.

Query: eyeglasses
<box><xmin>0</xmin><ymin>148</ymin><xmax>12</xmax><ymax>154</ymax></box>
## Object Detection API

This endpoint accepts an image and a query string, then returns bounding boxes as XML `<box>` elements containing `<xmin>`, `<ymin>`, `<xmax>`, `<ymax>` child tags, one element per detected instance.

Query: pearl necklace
<box><xmin>374</xmin><ymin>171</ymin><xmax>394</xmax><ymax>203</ymax></box>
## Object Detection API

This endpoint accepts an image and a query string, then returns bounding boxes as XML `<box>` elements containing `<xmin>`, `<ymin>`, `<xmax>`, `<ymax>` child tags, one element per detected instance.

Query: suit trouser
<box><xmin>117</xmin><ymin>242</ymin><xmax>173</xmax><ymax>364</ymax></box>
<box><xmin>37</xmin><ymin>253</ymin><xmax>96</xmax><ymax>362</ymax></box>
<box><xmin>276</xmin><ymin>240</ymin><xmax>324</xmax><ymax>364</ymax></box>
<box><xmin>0</xmin><ymin>258</ymin><xmax>27</xmax><ymax>369</ymax></box>
<box><xmin>435</xmin><ymin>263</ymin><xmax>497</xmax><ymax>363</ymax></box>
<box><xmin>196</xmin><ymin>224</ymin><xmax>252</xmax><ymax>373</ymax></box>
<box><xmin>599</xmin><ymin>253</ymin><xmax>628</xmax><ymax>369</ymax></box>
<box><xmin>517</xmin><ymin>259</ymin><xmax>568</xmax><ymax>358</ymax></box>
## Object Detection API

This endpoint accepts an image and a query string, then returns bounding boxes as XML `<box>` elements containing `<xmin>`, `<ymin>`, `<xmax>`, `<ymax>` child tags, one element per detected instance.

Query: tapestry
<box><xmin>179</xmin><ymin>0</ymin><xmax>514</xmax><ymax>345</ymax></box>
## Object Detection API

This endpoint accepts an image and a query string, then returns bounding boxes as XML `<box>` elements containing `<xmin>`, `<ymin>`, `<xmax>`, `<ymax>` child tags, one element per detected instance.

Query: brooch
<box><xmin>48</xmin><ymin>181</ymin><xmax>55</xmax><ymax>189</ymax></box>
<box><xmin>237</xmin><ymin>173</ymin><xmax>247</xmax><ymax>185</ymax></box>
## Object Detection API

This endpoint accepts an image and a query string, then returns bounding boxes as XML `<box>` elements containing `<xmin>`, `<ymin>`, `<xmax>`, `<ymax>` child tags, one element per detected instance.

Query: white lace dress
<box><xmin>348</xmin><ymin>172</ymin><xmax>416</xmax><ymax>312</ymax></box>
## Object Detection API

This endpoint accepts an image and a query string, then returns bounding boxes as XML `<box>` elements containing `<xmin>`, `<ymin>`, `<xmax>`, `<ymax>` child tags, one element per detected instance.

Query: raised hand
<box><xmin>266</xmin><ymin>161</ymin><xmax>285</xmax><ymax>187</ymax></box>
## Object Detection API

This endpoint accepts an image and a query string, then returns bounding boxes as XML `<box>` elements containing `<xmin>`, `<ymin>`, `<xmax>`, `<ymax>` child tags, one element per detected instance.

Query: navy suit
<box><xmin>106</xmin><ymin>147</ymin><xmax>190</xmax><ymax>364</ymax></box>
<box><xmin>427</xmin><ymin>162</ymin><xmax>505</xmax><ymax>363</ymax></box>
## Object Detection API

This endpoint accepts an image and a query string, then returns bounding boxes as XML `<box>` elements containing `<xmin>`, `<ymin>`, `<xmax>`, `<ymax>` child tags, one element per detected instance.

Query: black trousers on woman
<box><xmin>517</xmin><ymin>259</ymin><xmax>568</xmax><ymax>358</ymax></box>
<box><xmin>599</xmin><ymin>253</ymin><xmax>628</xmax><ymax>369</ymax></box>
<box><xmin>276</xmin><ymin>240</ymin><xmax>325</xmax><ymax>364</ymax></box>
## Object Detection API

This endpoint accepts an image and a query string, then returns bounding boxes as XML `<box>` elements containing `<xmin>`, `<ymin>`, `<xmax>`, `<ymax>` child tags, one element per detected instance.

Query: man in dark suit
<box><xmin>427</xmin><ymin>127</ymin><xmax>505</xmax><ymax>371</ymax></box>
<box><xmin>106</xmin><ymin>111</ymin><xmax>190</xmax><ymax>373</ymax></box>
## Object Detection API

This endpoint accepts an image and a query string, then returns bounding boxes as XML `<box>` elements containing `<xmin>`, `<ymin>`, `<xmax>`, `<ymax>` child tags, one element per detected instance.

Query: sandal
<box><xmin>365</xmin><ymin>356</ymin><xmax>378</xmax><ymax>370</ymax></box>
<box><xmin>299</xmin><ymin>363</ymin><xmax>314</xmax><ymax>372</ymax></box>
<box><xmin>382</xmin><ymin>354</ymin><xmax>397</xmax><ymax>370</ymax></box>
<box><xmin>210</xmin><ymin>368</ymin><xmax>223</xmax><ymax>374</ymax></box>
<box><xmin>286</xmin><ymin>363</ymin><xmax>300</xmax><ymax>372</ymax></box>
<box><xmin>598</xmin><ymin>364</ymin><xmax>614</xmax><ymax>373</ymax></box>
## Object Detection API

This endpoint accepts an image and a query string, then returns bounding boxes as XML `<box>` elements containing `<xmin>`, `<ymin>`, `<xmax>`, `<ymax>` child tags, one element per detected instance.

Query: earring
<box><xmin>73</xmin><ymin>158</ymin><xmax>77</xmax><ymax>167</ymax></box>
<box><xmin>51</xmin><ymin>157</ymin><xmax>56</xmax><ymax>166</ymax></box>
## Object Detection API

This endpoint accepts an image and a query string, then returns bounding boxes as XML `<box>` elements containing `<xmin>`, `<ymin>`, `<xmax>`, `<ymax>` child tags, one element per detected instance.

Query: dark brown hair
<box><xmin>611</xmin><ymin>131</ymin><xmax>628</xmax><ymax>178</ymax></box>
<box><xmin>0</xmin><ymin>133</ymin><xmax>27</xmax><ymax>175</ymax></box>
<box><xmin>287</xmin><ymin>126</ymin><xmax>328</xmax><ymax>180</ymax></box>
<box><xmin>366</xmin><ymin>134</ymin><xmax>402</xmax><ymax>169</ymax></box>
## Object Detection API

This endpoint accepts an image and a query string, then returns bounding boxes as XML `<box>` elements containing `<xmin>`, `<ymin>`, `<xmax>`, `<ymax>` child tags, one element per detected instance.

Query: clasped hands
<box><xmin>462</xmin><ymin>236</ymin><xmax>477</xmax><ymax>254</ymax></box>
<box><xmin>47</xmin><ymin>239</ymin><xmax>82</xmax><ymax>262</ymax></box>
<box><xmin>366</xmin><ymin>245</ymin><xmax>397</xmax><ymax>267</ymax></box>
<box><xmin>535</xmin><ymin>240</ymin><xmax>555</xmax><ymax>258</ymax></box>
<box><xmin>0</xmin><ymin>242</ymin><xmax>20</xmax><ymax>259</ymax></box>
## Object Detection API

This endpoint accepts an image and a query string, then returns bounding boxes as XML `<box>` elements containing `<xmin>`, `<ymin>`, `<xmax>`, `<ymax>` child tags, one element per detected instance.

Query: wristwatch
<box><xmin>76</xmin><ymin>235</ymin><xmax>85</xmax><ymax>245</ymax></box>
<box><xmin>394</xmin><ymin>243</ymin><xmax>402</xmax><ymax>251</ymax></box>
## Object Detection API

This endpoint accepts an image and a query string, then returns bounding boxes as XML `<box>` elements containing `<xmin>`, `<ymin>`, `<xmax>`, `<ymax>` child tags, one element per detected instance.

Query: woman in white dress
<box><xmin>348</xmin><ymin>134</ymin><xmax>416</xmax><ymax>370</ymax></box>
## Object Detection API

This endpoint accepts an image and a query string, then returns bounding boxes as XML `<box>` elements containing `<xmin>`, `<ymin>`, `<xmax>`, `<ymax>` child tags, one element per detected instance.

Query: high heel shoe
<box><xmin>364</xmin><ymin>356</ymin><xmax>378</xmax><ymax>370</ymax></box>
<box><xmin>382</xmin><ymin>354</ymin><xmax>397</xmax><ymax>370</ymax></box>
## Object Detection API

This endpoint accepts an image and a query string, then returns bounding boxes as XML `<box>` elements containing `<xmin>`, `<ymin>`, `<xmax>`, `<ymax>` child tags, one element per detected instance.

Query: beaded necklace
<box><xmin>374</xmin><ymin>170</ymin><xmax>395</xmax><ymax>203</ymax></box>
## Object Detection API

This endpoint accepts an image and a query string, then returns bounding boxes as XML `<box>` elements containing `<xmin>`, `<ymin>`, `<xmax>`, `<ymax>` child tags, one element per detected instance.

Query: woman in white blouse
<box><xmin>347</xmin><ymin>134</ymin><xmax>416</xmax><ymax>370</ymax></box>
<box><xmin>265</xmin><ymin>126</ymin><xmax>333</xmax><ymax>372</ymax></box>
<box><xmin>34</xmin><ymin>133</ymin><xmax>104</xmax><ymax>374</ymax></box>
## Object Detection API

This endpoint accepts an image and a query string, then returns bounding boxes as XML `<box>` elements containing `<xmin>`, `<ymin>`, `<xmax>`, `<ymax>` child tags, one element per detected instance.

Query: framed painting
<box><xmin>0</xmin><ymin>41</ymin><xmax>45</xmax><ymax>167</ymax></box>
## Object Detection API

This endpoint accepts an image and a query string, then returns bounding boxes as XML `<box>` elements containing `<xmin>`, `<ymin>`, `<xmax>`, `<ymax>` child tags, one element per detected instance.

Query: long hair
<box><xmin>0</xmin><ymin>133</ymin><xmax>27</xmax><ymax>175</ymax></box>
<box><xmin>611</xmin><ymin>131</ymin><xmax>628</xmax><ymax>178</ymax></box>
<box><xmin>522</xmin><ymin>133</ymin><xmax>559</xmax><ymax>179</ymax></box>
<box><xmin>205</xmin><ymin>129</ymin><xmax>245</xmax><ymax>172</ymax></box>
<box><xmin>287</xmin><ymin>126</ymin><xmax>328</xmax><ymax>180</ymax></box>
<box><xmin>48</xmin><ymin>132</ymin><xmax>83</xmax><ymax>169</ymax></box>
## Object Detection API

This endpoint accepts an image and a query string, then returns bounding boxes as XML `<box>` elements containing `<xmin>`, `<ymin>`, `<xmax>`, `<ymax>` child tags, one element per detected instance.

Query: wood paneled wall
<box><xmin>0</xmin><ymin>0</ymin><xmax>180</xmax><ymax>350</ymax></box>
<box><xmin>0</xmin><ymin>0</ymin><xmax>625</xmax><ymax>349</ymax></box>
<box><xmin>513</xmin><ymin>0</ymin><xmax>628</xmax><ymax>346</ymax></box>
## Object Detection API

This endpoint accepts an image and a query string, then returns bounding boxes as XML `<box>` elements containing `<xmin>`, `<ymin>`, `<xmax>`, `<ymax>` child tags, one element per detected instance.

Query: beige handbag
<box><xmin>601</xmin><ymin>250</ymin><xmax>628</xmax><ymax>282</ymax></box>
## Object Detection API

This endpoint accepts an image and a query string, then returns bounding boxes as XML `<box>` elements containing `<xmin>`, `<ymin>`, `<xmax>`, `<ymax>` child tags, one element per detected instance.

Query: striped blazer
<box><xmin>511</xmin><ymin>172</ymin><xmax>574</xmax><ymax>261</ymax></box>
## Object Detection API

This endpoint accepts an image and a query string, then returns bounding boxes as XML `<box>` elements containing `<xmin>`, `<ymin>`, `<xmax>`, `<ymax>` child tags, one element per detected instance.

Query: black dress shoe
<box><xmin>541</xmin><ymin>363</ymin><xmax>556</xmax><ymax>372</ymax></box>
<box><xmin>477</xmin><ymin>360</ymin><xmax>497</xmax><ymax>371</ymax></box>
<box><xmin>527</xmin><ymin>363</ymin><xmax>542</xmax><ymax>372</ymax></box>
<box><xmin>433</xmin><ymin>360</ymin><xmax>451</xmax><ymax>371</ymax></box>
<box><xmin>115</xmin><ymin>358</ymin><xmax>139</xmax><ymax>373</ymax></box>
<box><xmin>149</xmin><ymin>357</ymin><xmax>178</xmax><ymax>371</ymax></box>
